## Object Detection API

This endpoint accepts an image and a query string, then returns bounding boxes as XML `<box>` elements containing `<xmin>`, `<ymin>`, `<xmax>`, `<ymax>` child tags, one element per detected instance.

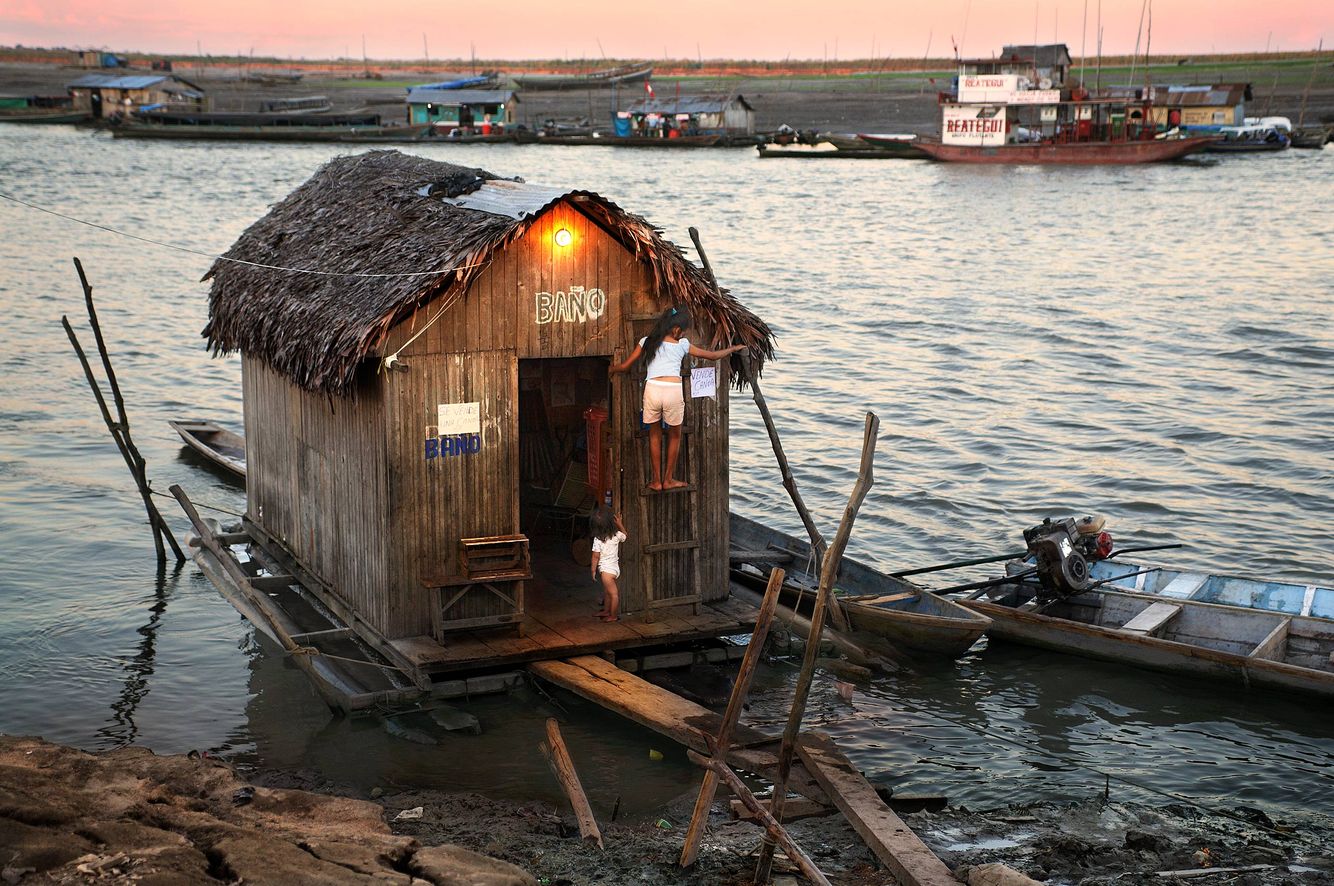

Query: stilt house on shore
<box><xmin>202</xmin><ymin>151</ymin><xmax>772</xmax><ymax>672</ymax></box>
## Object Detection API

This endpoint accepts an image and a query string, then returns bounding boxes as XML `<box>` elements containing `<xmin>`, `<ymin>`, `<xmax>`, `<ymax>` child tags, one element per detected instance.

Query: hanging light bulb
<box><xmin>553</xmin><ymin>228</ymin><xmax>573</xmax><ymax>247</ymax></box>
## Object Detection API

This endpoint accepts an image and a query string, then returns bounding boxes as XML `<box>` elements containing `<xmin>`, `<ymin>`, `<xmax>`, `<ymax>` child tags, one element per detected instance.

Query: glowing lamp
<box><xmin>553</xmin><ymin>228</ymin><xmax>573</xmax><ymax>248</ymax></box>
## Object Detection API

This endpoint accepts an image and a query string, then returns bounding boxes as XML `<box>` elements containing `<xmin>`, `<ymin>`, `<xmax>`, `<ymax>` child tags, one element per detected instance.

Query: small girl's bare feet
<box><xmin>646</xmin><ymin>481</ymin><xmax>663</xmax><ymax>492</ymax></box>
<box><xmin>663</xmin><ymin>478</ymin><xmax>687</xmax><ymax>490</ymax></box>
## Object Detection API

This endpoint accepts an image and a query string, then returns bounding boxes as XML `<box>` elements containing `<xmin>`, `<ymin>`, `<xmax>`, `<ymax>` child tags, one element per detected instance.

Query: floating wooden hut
<box><xmin>67</xmin><ymin>73</ymin><xmax>205</xmax><ymax>119</ymax></box>
<box><xmin>404</xmin><ymin>88</ymin><xmax>517</xmax><ymax>130</ymax></box>
<box><xmin>620</xmin><ymin>94</ymin><xmax>756</xmax><ymax>139</ymax></box>
<box><xmin>202</xmin><ymin>151</ymin><xmax>773</xmax><ymax>678</ymax></box>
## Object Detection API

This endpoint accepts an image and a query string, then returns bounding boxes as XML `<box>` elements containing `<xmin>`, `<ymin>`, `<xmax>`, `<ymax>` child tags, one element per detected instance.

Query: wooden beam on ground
<box><xmin>687</xmin><ymin>751</ymin><xmax>831</xmax><ymax>886</ymax></box>
<box><xmin>797</xmin><ymin>733</ymin><xmax>959</xmax><ymax>886</ymax></box>
<box><xmin>526</xmin><ymin>655</ymin><xmax>829</xmax><ymax>804</ymax></box>
<box><xmin>539</xmin><ymin>718</ymin><xmax>603</xmax><ymax>849</ymax></box>
<box><xmin>730</xmin><ymin>796</ymin><xmax>834</xmax><ymax>824</ymax></box>
<box><xmin>680</xmin><ymin>567</ymin><xmax>786</xmax><ymax>868</ymax></box>
<box><xmin>758</xmin><ymin>412</ymin><xmax>879</xmax><ymax>883</ymax></box>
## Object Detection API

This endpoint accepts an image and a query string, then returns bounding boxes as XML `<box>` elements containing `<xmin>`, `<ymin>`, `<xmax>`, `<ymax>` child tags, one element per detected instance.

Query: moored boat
<box><xmin>1291</xmin><ymin>125</ymin><xmax>1332</xmax><ymax>149</ymax></box>
<box><xmin>960</xmin><ymin>584</ymin><xmax>1334</xmax><ymax>699</ymax></box>
<box><xmin>730</xmin><ymin>513</ymin><xmax>991</xmax><ymax>657</ymax></box>
<box><xmin>513</xmin><ymin>62</ymin><xmax>653</xmax><ymax>91</ymax></box>
<box><xmin>1204</xmin><ymin>123</ymin><xmax>1291</xmax><ymax>153</ymax></box>
<box><xmin>914</xmin><ymin>134</ymin><xmax>1216</xmax><ymax>164</ymax></box>
<box><xmin>1086</xmin><ymin>558</ymin><xmax>1333</xmax><ymax>621</ymax></box>
<box><xmin>168</xmin><ymin>419</ymin><xmax>246</xmax><ymax>480</ymax></box>
<box><xmin>112</xmin><ymin>119</ymin><xmax>434</xmax><ymax>142</ymax></box>
<box><xmin>0</xmin><ymin>95</ymin><xmax>87</xmax><ymax>124</ymax></box>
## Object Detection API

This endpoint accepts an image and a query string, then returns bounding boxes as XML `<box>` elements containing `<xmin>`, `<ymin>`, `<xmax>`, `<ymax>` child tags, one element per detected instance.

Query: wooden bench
<box><xmin>422</xmin><ymin>535</ymin><xmax>531</xmax><ymax>639</ymax></box>
<box><xmin>1120</xmin><ymin>602</ymin><xmax>1182</xmax><ymax>637</ymax></box>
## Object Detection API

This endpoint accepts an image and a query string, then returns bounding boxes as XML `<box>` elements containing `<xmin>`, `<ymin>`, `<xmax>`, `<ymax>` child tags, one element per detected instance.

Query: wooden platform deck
<box><xmin>391</xmin><ymin>552</ymin><xmax>758</xmax><ymax>676</ymax></box>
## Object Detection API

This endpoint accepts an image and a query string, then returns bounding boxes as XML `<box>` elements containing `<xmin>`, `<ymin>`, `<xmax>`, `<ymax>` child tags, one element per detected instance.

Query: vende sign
<box><xmin>1009</xmin><ymin>89</ymin><xmax>1061</xmax><ymax>105</ymax></box>
<box><xmin>942</xmin><ymin>106</ymin><xmax>1007</xmax><ymax>146</ymax></box>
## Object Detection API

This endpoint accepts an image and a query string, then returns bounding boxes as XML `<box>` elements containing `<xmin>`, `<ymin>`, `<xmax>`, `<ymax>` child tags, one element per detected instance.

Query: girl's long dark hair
<box><xmin>589</xmin><ymin>506</ymin><xmax>617</xmax><ymax>542</ymax></box>
<box><xmin>642</xmin><ymin>306</ymin><xmax>691</xmax><ymax>367</ymax></box>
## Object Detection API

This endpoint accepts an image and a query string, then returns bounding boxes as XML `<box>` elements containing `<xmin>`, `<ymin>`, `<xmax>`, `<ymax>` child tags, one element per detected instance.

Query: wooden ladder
<box><xmin>637</xmin><ymin>395</ymin><xmax>703</xmax><ymax>619</ymax></box>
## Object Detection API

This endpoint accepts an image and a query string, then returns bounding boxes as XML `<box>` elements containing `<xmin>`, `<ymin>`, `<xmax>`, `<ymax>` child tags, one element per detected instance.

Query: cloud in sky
<box><xmin>0</xmin><ymin>0</ymin><xmax>1327</xmax><ymax>60</ymax></box>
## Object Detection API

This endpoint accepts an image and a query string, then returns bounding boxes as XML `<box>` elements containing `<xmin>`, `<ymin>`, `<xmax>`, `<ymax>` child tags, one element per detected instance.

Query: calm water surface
<box><xmin>1</xmin><ymin>127</ymin><xmax>1331</xmax><ymax>823</ymax></box>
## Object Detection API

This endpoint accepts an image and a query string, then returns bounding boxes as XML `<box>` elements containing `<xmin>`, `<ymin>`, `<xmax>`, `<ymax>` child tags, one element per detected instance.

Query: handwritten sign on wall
<box><xmin>690</xmin><ymin>367</ymin><xmax>716</xmax><ymax>399</ymax></box>
<box><xmin>437</xmin><ymin>402</ymin><xmax>481</xmax><ymax>435</ymax></box>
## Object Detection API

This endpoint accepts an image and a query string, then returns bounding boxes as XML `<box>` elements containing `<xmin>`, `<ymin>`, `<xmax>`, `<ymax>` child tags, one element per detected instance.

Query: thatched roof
<box><xmin>203</xmin><ymin>150</ymin><xmax>774</xmax><ymax>395</ymax></box>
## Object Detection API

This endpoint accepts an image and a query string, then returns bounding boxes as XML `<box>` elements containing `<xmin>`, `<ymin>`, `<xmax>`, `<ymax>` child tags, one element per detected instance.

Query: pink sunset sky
<box><xmin>0</xmin><ymin>0</ymin><xmax>1327</xmax><ymax>60</ymax></box>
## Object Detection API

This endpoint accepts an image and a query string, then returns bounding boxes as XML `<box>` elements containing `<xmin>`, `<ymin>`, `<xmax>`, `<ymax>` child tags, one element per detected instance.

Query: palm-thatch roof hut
<box><xmin>203</xmin><ymin>150</ymin><xmax>774</xmax><ymax>668</ymax></box>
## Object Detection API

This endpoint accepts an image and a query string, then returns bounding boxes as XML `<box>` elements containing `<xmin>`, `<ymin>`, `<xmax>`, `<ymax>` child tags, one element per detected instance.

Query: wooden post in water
<box><xmin>756</xmin><ymin>412</ymin><xmax>878</xmax><ymax>883</ymax></box>
<box><xmin>680</xmin><ymin>566</ymin><xmax>787</xmax><ymax>868</ymax></box>
<box><xmin>686</xmin><ymin>227</ymin><xmax>849</xmax><ymax>632</ymax></box>
<box><xmin>63</xmin><ymin>258</ymin><xmax>184</xmax><ymax>563</ymax></box>
<box><xmin>539</xmin><ymin>718</ymin><xmax>604</xmax><ymax>849</ymax></box>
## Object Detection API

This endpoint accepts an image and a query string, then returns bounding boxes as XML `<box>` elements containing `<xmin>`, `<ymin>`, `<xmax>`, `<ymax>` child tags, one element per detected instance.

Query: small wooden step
<box><xmin>1120</xmin><ymin>602</ymin><xmax>1182</xmax><ymax>636</ymax></box>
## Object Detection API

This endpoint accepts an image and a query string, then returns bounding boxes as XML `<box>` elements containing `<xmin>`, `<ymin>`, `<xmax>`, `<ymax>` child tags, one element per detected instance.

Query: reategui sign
<box><xmin>942</xmin><ymin>106</ymin><xmax>1007</xmax><ymax>146</ymax></box>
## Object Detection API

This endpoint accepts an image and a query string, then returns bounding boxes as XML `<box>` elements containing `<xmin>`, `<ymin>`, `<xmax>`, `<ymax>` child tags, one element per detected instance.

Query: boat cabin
<box><xmin>67</xmin><ymin>73</ymin><xmax>205</xmax><ymax>118</ymax></box>
<box><xmin>1148</xmin><ymin>83</ymin><xmax>1250</xmax><ymax>130</ymax></box>
<box><xmin>616</xmin><ymin>94</ymin><xmax>755</xmax><ymax>139</ymax></box>
<box><xmin>405</xmin><ymin>88</ymin><xmax>517</xmax><ymax>131</ymax></box>
<box><xmin>203</xmin><ymin>151</ymin><xmax>773</xmax><ymax>674</ymax></box>
<box><xmin>959</xmin><ymin>43</ymin><xmax>1072</xmax><ymax>90</ymax></box>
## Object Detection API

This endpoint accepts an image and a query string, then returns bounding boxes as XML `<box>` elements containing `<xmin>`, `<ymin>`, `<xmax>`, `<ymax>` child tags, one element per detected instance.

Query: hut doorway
<box><xmin>517</xmin><ymin>356</ymin><xmax>612</xmax><ymax>612</ymax></box>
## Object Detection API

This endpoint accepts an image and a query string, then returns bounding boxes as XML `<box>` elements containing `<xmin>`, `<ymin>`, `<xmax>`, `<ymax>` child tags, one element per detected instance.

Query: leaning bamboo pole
<box><xmin>756</xmin><ymin>412</ymin><xmax>879</xmax><ymax>883</ymax></box>
<box><xmin>687</xmin><ymin>227</ymin><xmax>849</xmax><ymax>633</ymax></box>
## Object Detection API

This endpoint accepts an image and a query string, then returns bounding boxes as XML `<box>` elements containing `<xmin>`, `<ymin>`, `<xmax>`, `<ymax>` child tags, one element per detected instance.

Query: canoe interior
<box><xmin>984</xmin><ymin>584</ymin><xmax>1334</xmax><ymax>673</ymax></box>
<box><xmin>728</xmin><ymin>512</ymin><xmax>991</xmax><ymax>640</ymax></box>
<box><xmin>169</xmin><ymin>420</ymin><xmax>246</xmax><ymax>475</ymax></box>
<box><xmin>1088</xmin><ymin>558</ymin><xmax>1334</xmax><ymax>620</ymax></box>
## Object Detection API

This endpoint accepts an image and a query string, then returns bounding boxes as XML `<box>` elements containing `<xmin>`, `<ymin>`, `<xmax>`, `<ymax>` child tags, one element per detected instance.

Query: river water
<box><xmin>1</xmin><ymin>127</ymin><xmax>1331</xmax><ymax>824</ymax></box>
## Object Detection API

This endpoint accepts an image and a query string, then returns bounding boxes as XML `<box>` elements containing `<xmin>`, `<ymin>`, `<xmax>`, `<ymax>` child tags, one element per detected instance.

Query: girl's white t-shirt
<box><xmin>640</xmin><ymin>337</ymin><xmax>691</xmax><ymax>379</ymax></box>
<box><xmin>592</xmin><ymin>531</ymin><xmax>627</xmax><ymax>572</ymax></box>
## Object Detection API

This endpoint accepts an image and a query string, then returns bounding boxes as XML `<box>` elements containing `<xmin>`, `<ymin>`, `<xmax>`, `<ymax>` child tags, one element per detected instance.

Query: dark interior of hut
<box><xmin>517</xmin><ymin>357</ymin><xmax>612</xmax><ymax>617</ymax></box>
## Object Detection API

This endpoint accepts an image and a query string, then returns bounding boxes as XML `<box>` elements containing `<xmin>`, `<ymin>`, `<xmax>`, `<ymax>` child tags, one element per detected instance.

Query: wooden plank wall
<box><xmin>246</xmin><ymin>199</ymin><xmax>737</xmax><ymax>638</ymax></box>
<box><xmin>242</xmin><ymin>358</ymin><xmax>390</xmax><ymax>627</ymax></box>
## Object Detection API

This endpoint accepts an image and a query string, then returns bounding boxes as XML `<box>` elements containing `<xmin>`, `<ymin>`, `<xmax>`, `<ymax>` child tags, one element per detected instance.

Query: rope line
<box><xmin>150</xmin><ymin>489</ymin><xmax>244</xmax><ymax>518</ymax></box>
<box><xmin>0</xmin><ymin>191</ymin><xmax>483</xmax><ymax>279</ymax></box>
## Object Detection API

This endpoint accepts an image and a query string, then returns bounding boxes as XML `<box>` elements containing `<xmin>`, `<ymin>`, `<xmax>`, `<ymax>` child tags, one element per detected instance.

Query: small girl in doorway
<box><xmin>590</xmin><ymin>507</ymin><xmax>627</xmax><ymax>622</ymax></box>
<box><xmin>610</xmin><ymin>307</ymin><xmax>745</xmax><ymax>491</ymax></box>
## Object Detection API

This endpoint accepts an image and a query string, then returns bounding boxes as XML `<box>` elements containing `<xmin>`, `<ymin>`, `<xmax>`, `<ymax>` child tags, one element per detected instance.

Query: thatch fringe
<box><xmin>203</xmin><ymin>150</ymin><xmax>773</xmax><ymax>396</ymax></box>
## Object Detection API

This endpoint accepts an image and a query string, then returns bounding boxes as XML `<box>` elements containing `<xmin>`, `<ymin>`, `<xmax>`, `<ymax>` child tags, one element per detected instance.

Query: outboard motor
<box><xmin>1022</xmin><ymin>515</ymin><xmax>1114</xmax><ymax>602</ymax></box>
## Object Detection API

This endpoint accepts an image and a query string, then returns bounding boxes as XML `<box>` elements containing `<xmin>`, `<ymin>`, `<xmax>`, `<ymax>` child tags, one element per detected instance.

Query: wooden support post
<box><xmin>757</xmin><ymin>412</ymin><xmax>878</xmax><ymax>884</ymax></box>
<box><xmin>64</xmin><ymin>257</ymin><xmax>185</xmax><ymax>564</ymax></box>
<box><xmin>686</xmin><ymin>227</ymin><xmax>848</xmax><ymax>632</ymax></box>
<box><xmin>680</xmin><ymin>566</ymin><xmax>786</xmax><ymax>868</ymax></box>
<box><xmin>539</xmin><ymin>718</ymin><xmax>603</xmax><ymax>849</ymax></box>
<box><xmin>686</xmin><ymin>750</ymin><xmax>831</xmax><ymax>886</ymax></box>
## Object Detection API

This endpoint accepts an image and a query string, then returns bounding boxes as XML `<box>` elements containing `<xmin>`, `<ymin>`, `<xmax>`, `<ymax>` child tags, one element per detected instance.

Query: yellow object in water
<box><xmin>648</xmin><ymin>749</ymin><xmax>664</xmax><ymax>761</ymax></box>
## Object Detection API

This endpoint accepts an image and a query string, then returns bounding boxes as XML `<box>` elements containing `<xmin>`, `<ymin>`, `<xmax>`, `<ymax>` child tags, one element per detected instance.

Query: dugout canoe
<box><xmin>730</xmin><ymin>513</ymin><xmax>990</xmax><ymax>657</ymax></box>
<box><xmin>168</xmin><ymin>419</ymin><xmax>246</xmax><ymax>480</ymax></box>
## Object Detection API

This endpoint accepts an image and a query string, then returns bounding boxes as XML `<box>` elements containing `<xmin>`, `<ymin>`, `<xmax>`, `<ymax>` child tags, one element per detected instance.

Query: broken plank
<box><xmin>731</xmin><ymin>796</ymin><xmax>834</xmax><ymax>823</ymax></box>
<box><xmin>796</xmin><ymin>733</ymin><xmax>959</xmax><ymax>886</ymax></box>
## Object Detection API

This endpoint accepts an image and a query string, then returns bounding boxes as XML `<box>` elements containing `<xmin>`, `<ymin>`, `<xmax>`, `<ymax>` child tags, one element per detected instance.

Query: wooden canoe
<box><xmin>730</xmin><ymin>513</ymin><xmax>990</xmax><ymax>657</ymax></box>
<box><xmin>961</xmin><ymin>584</ymin><xmax>1334</xmax><ymax>698</ymax></box>
<box><xmin>168</xmin><ymin>419</ymin><xmax>246</xmax><ymax>480</ymax></box>
<box><xmin>1086</xmin><ymin>558</ymin><xmax>1334</xmax><ymax>622</ymax></box>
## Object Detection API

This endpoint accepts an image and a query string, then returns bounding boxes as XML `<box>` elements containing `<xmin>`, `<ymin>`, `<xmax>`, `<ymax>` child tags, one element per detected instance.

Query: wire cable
<box><xmin>0</xmin><ymin>191</ymin><xmax>482</xmax><ymax>279</ymax></box>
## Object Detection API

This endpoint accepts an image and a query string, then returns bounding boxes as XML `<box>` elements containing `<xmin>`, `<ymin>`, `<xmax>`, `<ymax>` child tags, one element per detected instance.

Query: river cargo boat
<box><xmin>961</xmin><ymin>585</ymin><xmax>1334</xmax><ymax>699</ymax></box>
<box><xmin>926</xmin><ymin>44</ymin><xmax>1215</xmax><ymax>164</ymax></box>
<box><xmin>730</xmin><ymin>514</ymin><xmax>990</xmax><ymax>657</ymax></box>
<box><xmin>513</xmin><ymin>62</ymin><xmax>653</xmax><ymax>91</ymax></box>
